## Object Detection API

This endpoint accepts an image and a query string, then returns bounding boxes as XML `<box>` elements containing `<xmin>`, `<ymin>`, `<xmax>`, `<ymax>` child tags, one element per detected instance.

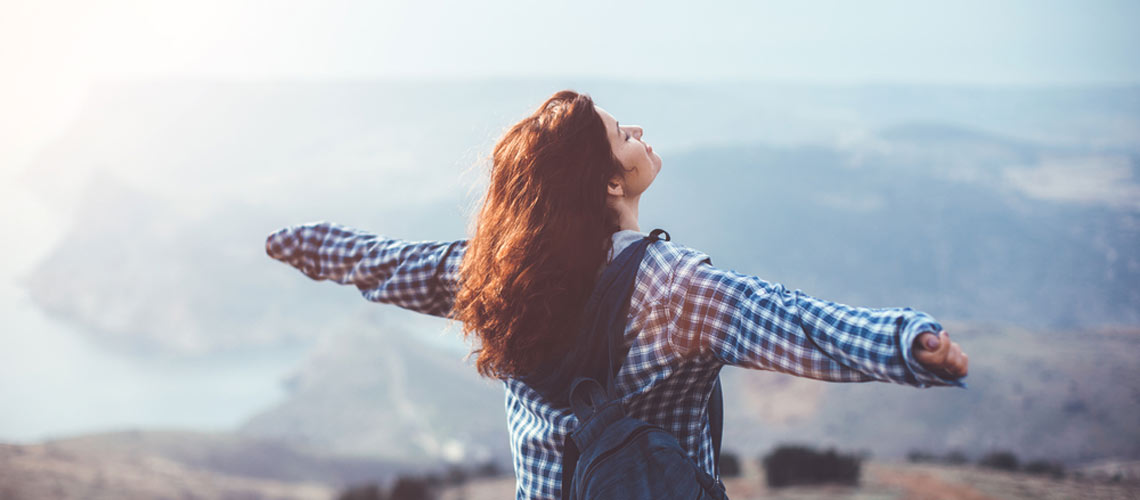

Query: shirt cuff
<box><xmin>265</xmin><ymin>225</ymin><xmax>300</xmax><ymax>261</ymax></box>
<box><xmin>899</xmin><ymin>312</ymin><xmax>968</xmax><ymax>389</ymax></box>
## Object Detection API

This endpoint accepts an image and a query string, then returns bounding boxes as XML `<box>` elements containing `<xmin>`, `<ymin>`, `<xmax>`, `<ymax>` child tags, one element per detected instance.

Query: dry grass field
<box><xmin>440</xmin><ymin>461</ymin><xmax>1140</xmax><ymax>500</ymax></box>
<box><xmin>0</xmin><ymin>441</ymin><xmax>333</xmax><ymax>500</ymax></box>
<box><xmin>3</xmin><ymin>436</ymin><xmax>1138</xmax><ymax>500</ymax></box>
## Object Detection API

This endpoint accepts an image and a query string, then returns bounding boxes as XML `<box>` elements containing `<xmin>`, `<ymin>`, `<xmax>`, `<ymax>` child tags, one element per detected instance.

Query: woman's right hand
<box><xmin>913</xmin><ymin>330</ymin><xmax>968</xmax><ymax>379</ymax></box>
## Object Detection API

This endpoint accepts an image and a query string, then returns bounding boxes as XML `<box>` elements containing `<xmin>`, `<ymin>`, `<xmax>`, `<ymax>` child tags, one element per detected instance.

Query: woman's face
<box><xmin>595</xmin><ymin>105</ymin><xmax>661</xmax><ymax>199</ymax></box>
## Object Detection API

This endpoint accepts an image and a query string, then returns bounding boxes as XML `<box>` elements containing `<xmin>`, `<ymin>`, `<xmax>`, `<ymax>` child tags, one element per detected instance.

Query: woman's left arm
<box><xmin>669</xmin><ymin>258</ymin><xmax>968</xmax><ymax>389</ymax></box>
<box><xmin>265</xmin><ymin>221</ymin><xmax>467</xmax><ymax>318</ymax></box>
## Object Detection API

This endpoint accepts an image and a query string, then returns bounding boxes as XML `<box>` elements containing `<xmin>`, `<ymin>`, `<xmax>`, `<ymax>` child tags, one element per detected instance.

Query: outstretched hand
<box><xmin>913</xmin><ymin>330</ymin><xmax>968</xmax><ymax>379</ymax></box>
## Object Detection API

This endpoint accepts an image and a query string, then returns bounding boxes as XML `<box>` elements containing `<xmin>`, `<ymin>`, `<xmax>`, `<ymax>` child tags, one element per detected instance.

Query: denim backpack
<box><xmin>555</xmin><ymin>229</ymin><xmax>729</xmax><ymax>500</ymax></box>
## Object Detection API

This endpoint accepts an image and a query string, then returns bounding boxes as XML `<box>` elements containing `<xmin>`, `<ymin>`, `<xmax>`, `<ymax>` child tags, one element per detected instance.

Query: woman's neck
<box><xmin>611</xmin><ymin>195</ymin><xmax>641</xmax><ymax>232</ymax></box>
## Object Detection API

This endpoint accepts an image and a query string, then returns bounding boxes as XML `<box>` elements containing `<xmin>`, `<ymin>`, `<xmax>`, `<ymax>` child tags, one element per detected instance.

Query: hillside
<box><xmin>0</xmin><ymin>429</ymin><xmax>408</xmax><ymax>500</ymax></box>
<box><xmin>719</xmin><ymin>323</ymin><xmax>1140</xmax><ymax>464</ymax></box>
<box><xmin>4</xmin><ymin>432</ymin><xmax>1136</xmax><ymax>500</ymax></box>
<box><xmin>237</xmin><ymin>308</ymin><xmax>508</xmax><ymax>464</ymax></box>
<box><xmin>233</xmin><ymin>319</ymin><xmax>1140</xmax><ymax>467</ymax></box>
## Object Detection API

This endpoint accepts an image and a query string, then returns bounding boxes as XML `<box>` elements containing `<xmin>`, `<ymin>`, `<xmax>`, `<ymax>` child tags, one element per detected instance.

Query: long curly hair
<box><xmin>453</xmin><ymin>90</ymin><xmax>625</xmax><ymax>379</ymax></box>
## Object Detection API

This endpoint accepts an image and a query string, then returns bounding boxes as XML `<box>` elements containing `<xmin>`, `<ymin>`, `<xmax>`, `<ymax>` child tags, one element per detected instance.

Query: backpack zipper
<box><xmin>576</xmin><ymin>425</ymin><xmax>658</xmax><ymax>487</ymax></box>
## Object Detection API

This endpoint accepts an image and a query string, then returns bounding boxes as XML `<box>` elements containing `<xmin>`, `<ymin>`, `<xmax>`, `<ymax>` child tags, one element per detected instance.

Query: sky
<box><xmin>1</xmin><ymin>0</ymin><xmax>1139</xmax><ymax>177</ymax></box>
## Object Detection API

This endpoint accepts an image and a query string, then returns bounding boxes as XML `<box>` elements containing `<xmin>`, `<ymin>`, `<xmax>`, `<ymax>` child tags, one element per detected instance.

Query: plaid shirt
<box><xmin>265</xmin><ymin>221</ymin><xmax>966</xmax><ymax>500</ymax></box>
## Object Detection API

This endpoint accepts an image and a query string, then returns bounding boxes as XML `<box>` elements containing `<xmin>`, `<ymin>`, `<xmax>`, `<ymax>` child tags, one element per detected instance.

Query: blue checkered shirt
<box><xmin>265</xmin><ymin>221</ymin><xmax>967</xmax><ymax>500</ymax></box>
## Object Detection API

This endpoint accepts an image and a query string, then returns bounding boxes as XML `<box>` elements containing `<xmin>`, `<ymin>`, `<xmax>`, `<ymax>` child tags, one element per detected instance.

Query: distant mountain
<box><xmin>20</xmin><ymin>170</ymin><xmax>357</xmax><ymax>356</ymax></box>
<box><xmin>236</xmin><ymin>307</ymin><xmax>509</xmax><ymax>465</ymax></box>
<box><xmin>643</xmin><ymin>134</ymin><xmax>1140</xmax><ymax>328</ymax></box>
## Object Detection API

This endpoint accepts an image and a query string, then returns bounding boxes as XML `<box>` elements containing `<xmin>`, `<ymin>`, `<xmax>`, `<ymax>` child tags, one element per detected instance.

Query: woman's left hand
<box><xmin>913</xmin><ymin>330</ymin><xmax>968</xmax><ymax>379</ymax></box>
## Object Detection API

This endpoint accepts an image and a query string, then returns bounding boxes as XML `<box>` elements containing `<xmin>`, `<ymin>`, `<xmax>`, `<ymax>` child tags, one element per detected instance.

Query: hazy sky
<box><xmin>2</xmin><ymin>0</ymin><xmax>1138</xmax><ymax>174</ymax></box>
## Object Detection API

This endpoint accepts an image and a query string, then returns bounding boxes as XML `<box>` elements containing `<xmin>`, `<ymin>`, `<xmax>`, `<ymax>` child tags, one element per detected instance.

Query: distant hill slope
<box><xmin>236</xmin><ymin>307</ymin><xmax>509</xmax><ymax>465</ymax></box>
<box><xmin>719</xmin><ymin>323</ymin><xmax>1140</xmax><ymax>464</ymax></box>
<box><xmin>19</xmin><ymin>170</ymin><xmax>357</xmax><ymax>356</ymax></box>
<box><xmin>0</xmin><ymin>429</ymin><xmax>409</xmax><ymax>500</ymax></box>
<box><xmin>645</xmin><ymin>138</ymin><xmax>1140</xmax><ymax>328</ymax></box>
<box><xmin>230</xmin><ymin>317</ymin><xmax>1140</xmax><ymax>467</ymax></box>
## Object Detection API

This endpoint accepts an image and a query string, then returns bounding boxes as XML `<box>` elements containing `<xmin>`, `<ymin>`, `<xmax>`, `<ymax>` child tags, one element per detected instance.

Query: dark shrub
<box><xmin>908</xmin><ymin>449</ymin><xmax>969</xmax><ymax>465</ymax></box>
<box><xmin>979</xmin><ymin>450</ymin><xmax>1019</xmax><ymax>472</ymax></box>
<box><xmin>421</xmin><ymin>473</ymin><xmax>443</xmax><ymax>488</ymax></box>
<box><xmin>1024</xmin><ymin>460</ymin><xmax>1065</xmax><ymax>478</ymax></box>
<box><xmin>389</xmin><ymin>476</ymin><xmax>434</xmax><ymax>500</ymax></box>
<box><xmin>337</xmin><ymin>483</ymin><xmax>385</xmax><ymax>500</ymax></box>
<box><xmin>444</xmin><ymin>465</ymin><xmax>468</xmax><ymax>485</ymax></box>
<box><xmin>943</xmin><ymin>450</ymin><xmax>969</xmax><ymax>465</ymax></box>
<box><xmin>720</xmin><ymin>452</ymin><xmax>742</xmax><ymax>477</ymax></box>
<box><xmin>472</xmin><ymin>460</ymin><xmax>502</xmax><ymax>478</ymax></box>
<box><xmin>906</xmin><ymin>449</ymin><xmax>934</xmax><ymax>463</ymax></box>
<box><xmin>1062</xmin><ymin>398</ymin><xmax>1087</xmax><ymax>414</ymax></box>
<box><xmin>761</xmin><ymin>444</ymin><xmax>861</xmax><ymax>488</ymax></box>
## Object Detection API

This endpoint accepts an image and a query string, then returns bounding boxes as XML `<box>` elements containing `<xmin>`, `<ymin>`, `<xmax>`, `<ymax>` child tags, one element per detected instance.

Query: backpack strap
<box><xmin>559</xmin><ymin>229</ymin><xmax>668</xmax><ymax>500</ymax></box>
<box><xmin>526</xmin><ymin>229</ymin><xmax>665</xmax><ymax>406</ymax></box>
<box><xmin>560</xmin><ymin>376</ymin><xmax>611</xmax><ymax>500</ymax></box>
<box><xmin>594</xmin><ymin>229</ymin><xmax>668</xmax><ymax>395</ymax></box>
<box><xmin>560</xmin><ymin>435</ymin><xmax>580</xmax><ymax>500</ymax></box>
<box><xmin>710</xmin><ymin>377</ymin><xmax>724</xmax><ymax>472</ymax></box>
<box><xmin>568</xmin><ymin>378</ymin><xmax>609</xmax><ymax>421</ymax></box>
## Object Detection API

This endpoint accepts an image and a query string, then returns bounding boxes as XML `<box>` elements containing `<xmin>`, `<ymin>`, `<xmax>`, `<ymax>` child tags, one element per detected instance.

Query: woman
<box><xmin>265</xmin><ymin>90</ymin><xmax>969</xmax><ymax>499</ymax></box>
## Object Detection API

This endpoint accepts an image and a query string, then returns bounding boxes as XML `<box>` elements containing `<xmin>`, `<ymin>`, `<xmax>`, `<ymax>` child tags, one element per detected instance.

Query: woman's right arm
<box><xmin>265</xmin><ymin>221</ymin><xmax>466</xmax><ymax>318</ymax></box>
<box><xmin>667</xmin><ymin>255</ymin><xmax>966</xmax><ymax>389</ymax></box>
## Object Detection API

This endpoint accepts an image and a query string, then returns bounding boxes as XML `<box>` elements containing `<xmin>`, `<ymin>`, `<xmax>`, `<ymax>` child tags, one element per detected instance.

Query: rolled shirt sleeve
<box><xmin>668</xmin><ymin>256</ymin><xmax>966</xmax><ymax>389</ymax></box>
<box><xmin>265</xmin><ymin>221</ymin><xmax>467</xmax><ymax>318</ymax></box>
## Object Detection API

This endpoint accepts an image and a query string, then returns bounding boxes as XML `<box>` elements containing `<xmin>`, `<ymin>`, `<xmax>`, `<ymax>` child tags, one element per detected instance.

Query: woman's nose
<box><xmin>630</xmin><ymin>126</ymin><xmax>644</xmax><ymax>140</ymax></box>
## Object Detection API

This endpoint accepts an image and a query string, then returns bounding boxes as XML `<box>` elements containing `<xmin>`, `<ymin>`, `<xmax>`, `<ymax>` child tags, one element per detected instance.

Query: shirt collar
<box><xmin>607</xmin><ymin>229</ymin><xmax>649</xmax><ymax>264</ymax></box>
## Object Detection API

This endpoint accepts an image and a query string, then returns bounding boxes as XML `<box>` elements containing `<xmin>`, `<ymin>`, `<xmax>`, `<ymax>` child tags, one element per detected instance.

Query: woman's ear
<box><xmin>607</xmin><ymin>177</ymin><xmax>624</xmax><ymax>197</ymax></box>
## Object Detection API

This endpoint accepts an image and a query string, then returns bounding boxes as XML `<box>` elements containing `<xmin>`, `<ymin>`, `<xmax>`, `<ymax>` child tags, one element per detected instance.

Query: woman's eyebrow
<box><xmin>615</xmin><ymin>121</ymin><xmax>620</xmax><ymax>137</ymax></box>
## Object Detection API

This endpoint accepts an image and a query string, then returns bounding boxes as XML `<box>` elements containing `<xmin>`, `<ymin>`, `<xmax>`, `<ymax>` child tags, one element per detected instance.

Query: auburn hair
<box><xmin>453</xmin><ymin>90</ymin><xmax>626</xmax><ymax>379</ymax></box>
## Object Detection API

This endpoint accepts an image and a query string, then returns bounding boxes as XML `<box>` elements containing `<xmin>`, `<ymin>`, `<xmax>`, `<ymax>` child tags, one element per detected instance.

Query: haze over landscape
<box><xmin>6</xmin><ymin>76</ymin><xmax>1139</xmax><ymax>466</ymax></box>
<box><xmin>1</xmin><ymin>1</ymin><xmax>1138</xmax><ymax>498</ymax></box>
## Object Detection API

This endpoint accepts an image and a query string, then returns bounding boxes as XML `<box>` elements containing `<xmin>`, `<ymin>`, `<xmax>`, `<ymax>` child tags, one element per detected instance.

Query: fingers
<box><xmin>946</xmin><ymin>343</ymin><xmax>968</xmax><ymax>378</ymax></box>
<box><xmin>913</xmin><ymin>330</ymin><xmax>948</xmax><ymax>362</ymax></box>
<box><xmin>914</xmin><ymin>331</ymin><xmax>940</xmax><ymax>352</ymax></box>
<box><xmin>913</xmin><ymin>330</ymin><xmax>968</xmax><ymax>378</ymax></box>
